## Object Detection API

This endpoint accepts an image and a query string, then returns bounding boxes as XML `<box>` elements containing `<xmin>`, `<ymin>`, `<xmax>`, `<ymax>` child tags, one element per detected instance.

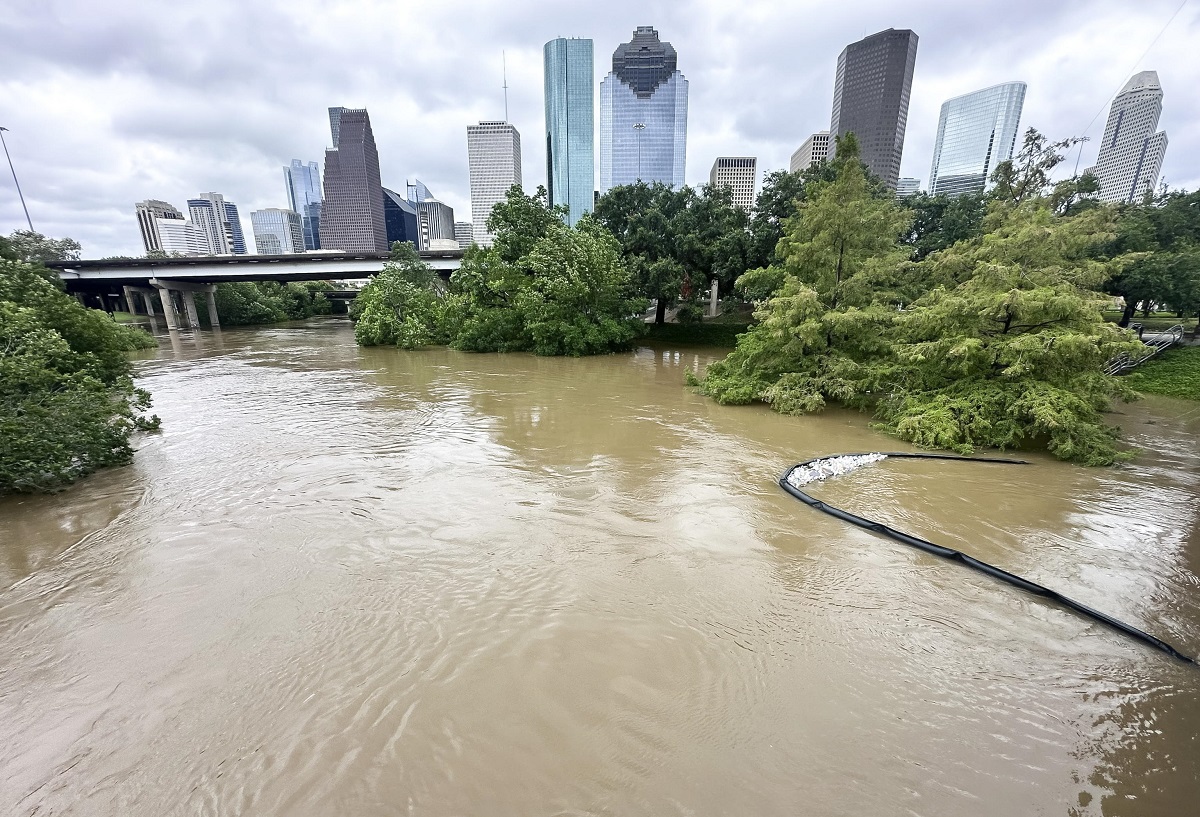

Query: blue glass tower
<box><xmin>599</xmin><ymin>27</ymin><xmax>688</xmax><ymax>193</ymax></box>
<box><xmin>544</xmin><ymin>38</ymin><xmax>594</xmax><ymax>225</ymax></box>
<box><xmin>928</xmin><ymin>82</ymin><xmax>1026</xmax><ymax>198</ymax></box>
<box><xmin>284</xmin><ymin>159</ymin><xmax>322</xmax><ymax>250</ymax></box>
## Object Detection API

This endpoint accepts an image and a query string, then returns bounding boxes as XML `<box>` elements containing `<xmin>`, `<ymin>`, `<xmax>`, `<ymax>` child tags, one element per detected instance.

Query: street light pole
<box><xmin>0</xmin><ymin>126</ymin><xmax>34</xmax><ymax>232</ymax></box>
<box><xmin>633</xmin><ymin>123</ymin><xmax>645</xmax><ymax>181</ymax></box>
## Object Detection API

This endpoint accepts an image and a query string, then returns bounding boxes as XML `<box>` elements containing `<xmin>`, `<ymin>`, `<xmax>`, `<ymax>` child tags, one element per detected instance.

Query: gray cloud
<box><xmin>1</xmin><ymin>0</ymin><xmax>1196</xmax><ymax>256</ymax></box>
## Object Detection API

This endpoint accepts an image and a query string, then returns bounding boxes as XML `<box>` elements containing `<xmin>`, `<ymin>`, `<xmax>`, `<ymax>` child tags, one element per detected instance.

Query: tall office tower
<box><xmin>895</xmin><ymin>178</ymin><xmax>921</xmax><ymax>198</ymax></box>
<box><xmin>405</xmin><ymin>180</ymin><xmax>457</xmax><ymax>250</ymax></box>
<box><xmin>544</xmin><ymin>37</ymin><xmax>595</xmax><ymax>225</ymax></box>
<box><xmin>709</xmin><ymin>157</ymin><xmax>757</xmax><ymax>210</ymax></box>
<box><xmin>830</xmin><ymin>28</ymin><xmax>919</xmax><ymax>190</ymax></box>
<box><xmin>454</xmin><ymin>221</ymin><xmax>474</xmax><ymax>249</ymax></box>
<box><xmin>599</xmin><ymin>26</ymin><xmax>688</xmax><ymax>192</ymax></box>
<box><xmin>382</xmin><ymin>188</ymin><xmax>419</xmax><ymax>249</ymax></box>
<box><xmin>928</xmin><ymin>82</ymin><xmax>1026</xmax><ymax>198</ymax></box>
<box><xmin>250</xmin><ymin>208</ymin><xmax>305</xmax><ymax>254</ymax></box>
<box><xmin>284</xmin><ymin>159</ymin><xmax>323</xmax><ymax>250</ymax></box>
<box><xmin>467</xmin><ymin>120</ymin><xmax>522</xmax><ymax>247</ymax></box>
<box><xmin>1092</xmin><ymin>71</ymin><xmax>1169</xmax><ymax>204</ymax></box>
<box><xmin>789</xmin><ymin>131</ymin><xmax>831</xmax><ymax>173</ymax></box>
<box><xmin>187</xmin><ymin>193</ymin><xmax>246</xmax><ymax>255</ymax></box>
<box><xmin>135</xmin><ymin>199</ymin><xmax>183</xmax><ymax>254</ymax></box>
<box><xmin>155</xmin><ymin>217</ymin><xmax>211</xmax><ymax>256</ymax></box>
<box><xmin>321</xmin><ymin>107</ymin><xmax>388</xmax><ymax>252</ymax></box>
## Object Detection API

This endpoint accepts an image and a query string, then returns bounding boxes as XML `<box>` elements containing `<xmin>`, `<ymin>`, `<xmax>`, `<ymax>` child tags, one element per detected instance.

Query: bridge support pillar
<box><xmin>156</xmin><ymin>286</ymin><xmax>179</xmax><ymax>330</ymax></box>
<box><xmin>205</xmin><ymin>291</ymin><xmax>220</xmax><ymax>329</ymax></box>
<box><xmin>181</xmin><ymin>292</ymin><xmax>200</xmax><ymax>329</ymax></box>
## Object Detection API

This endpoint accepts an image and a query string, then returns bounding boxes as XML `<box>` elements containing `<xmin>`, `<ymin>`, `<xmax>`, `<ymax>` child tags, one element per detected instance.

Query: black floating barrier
<box><xmin>779</xmin><ymin>453</ymin><xmax>1197</xmax><ymax>666</ymax></box>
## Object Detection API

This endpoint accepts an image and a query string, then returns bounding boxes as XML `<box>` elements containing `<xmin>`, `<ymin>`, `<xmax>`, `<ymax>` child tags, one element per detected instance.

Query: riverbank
<box><xmin>1128</xmin><ymin>347</ymin><xmax>1200</xmax><ymax>400</ymax></box>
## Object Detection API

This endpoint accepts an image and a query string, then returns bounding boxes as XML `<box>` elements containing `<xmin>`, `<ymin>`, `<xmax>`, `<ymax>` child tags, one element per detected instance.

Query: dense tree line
<box><xmin>1</xmin><ymin>237</ymin><xmax>159</xmax><ymax>494</ymax></box>
<box><xmin>353</xmin><ymin>187</ymin><xmax>645</xmax><ymax>356</ymax></box>
<box><xmin>207</xmin><ymin>281</ymin><xmax>334</xmax><ymax>326</ymax></box>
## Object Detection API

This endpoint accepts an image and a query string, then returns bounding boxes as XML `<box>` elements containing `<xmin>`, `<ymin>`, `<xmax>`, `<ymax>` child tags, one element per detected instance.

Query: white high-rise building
<box><xmin>790</xmin><ymin>131</ymin><xmax>830</xmax><ymax>173</ymax></box>
<box><xmin>1092</xmin><ymin>71</ymin><xmax>1168</xmax><ymax>204</ymax></box>
<box><xmin>135</xmin><ymin>199</ymin><xmax>183</xmax><ymax>254</ymax></box>
<box><xmin>467</xmin><ymin>121</ymin><xmax>522</xmax><ymax>247</ymax></box>
<box><xmin>709</xmin><ymin>157</ymin><xmax>757</xmax><ymax>211</ymax></box>
<box><xmin>155</xmin><ymin>217</ymin><xmax>211</xmax><ymax>256</ymax></box>
<box><xmin>187</xmin><ymin>192</ymin><xmax>247</xmax><ymax>255</ymax></box>
<box><xmin>895</xmin><ymin>178</ymin><xmax>921</xmax><ymax>198</ymax></box>
<box><xmin>250</xmin><ymin>208</ymin><xmax>305</xmax><ymax>254</ymax></box>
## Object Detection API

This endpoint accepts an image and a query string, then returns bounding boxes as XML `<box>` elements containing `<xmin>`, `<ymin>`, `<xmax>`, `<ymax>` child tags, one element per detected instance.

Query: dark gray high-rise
<box><xmin>320</xmin><ymin>107</ymin><xmax>387</xmax><ymax>252</ymax></box>
<box><xmin>830</xmin><ymin>28</ymin><xmax>918</xmax><ymax>190</ymax></box>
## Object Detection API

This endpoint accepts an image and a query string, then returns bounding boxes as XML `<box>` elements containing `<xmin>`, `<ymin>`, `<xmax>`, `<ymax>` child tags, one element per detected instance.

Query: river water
<box><xmin>2</xmin><ymin>318</ymin><xmax>1198</xmax><ymax>816</ymax></box>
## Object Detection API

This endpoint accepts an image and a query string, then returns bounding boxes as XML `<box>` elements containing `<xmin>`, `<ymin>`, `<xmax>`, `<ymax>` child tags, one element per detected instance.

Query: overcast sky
<box><xmin>2</xmin><ymin>0</ymin><xmax>1197</xmax><ymax>258</ymax></box>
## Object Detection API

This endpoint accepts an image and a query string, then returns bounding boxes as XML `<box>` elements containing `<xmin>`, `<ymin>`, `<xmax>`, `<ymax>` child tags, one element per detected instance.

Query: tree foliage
<box><xmin>210</xmin><ymin>280</ymin><xmax>333</xmax><ymax>326</ymax></box>
<box><xmin>1</xmin><ymin>259</ymin><xmax>158</xmax><ymax>494</ymax></box>
<box><xmin>694</xmin><ymin>134</ymin><xmax>1145</xmax><ymax>465</ymax></box>
<box><xmin>353</xmin><ymin>188</ymin><xmax>646</xmax><ymax>356</ymax></box>
<box><xmin>5</xmin><ymin>230</ymin><xmax>83</xmax><ymax>264</ymax></box>
<box><xmin>593</xmin><ymin>181</ymin><xmax>750</xmax><ymax>323</ymax></box>
<box><xmin>1105</xmin><ymin>189</ymin><xmax>1200</xmax><ymax>328</ymax></box>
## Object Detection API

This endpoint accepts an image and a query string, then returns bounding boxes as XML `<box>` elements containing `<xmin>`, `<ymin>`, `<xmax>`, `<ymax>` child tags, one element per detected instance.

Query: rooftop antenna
<box><xmin>502</xmin><ymin>51</ymin><xmax>509</xmax><ymax>122</ymax></box>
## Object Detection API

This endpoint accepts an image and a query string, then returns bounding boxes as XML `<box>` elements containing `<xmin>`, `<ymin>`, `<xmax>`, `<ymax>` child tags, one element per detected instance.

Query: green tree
<box><xmin>0</xmin><ymin>259</ymin><xmax>158</xmax><ymax>494</ymax></box>
<box><xmin>594</xmin><ymin>181</ymin><xmax>750</xmax><ymax>324</ymax></box>
<box><xmin>746</xmin><ymin>163</ymin><xmax>838</xmax><ymax>269</ymax></box>
<box><xmin>352</xmin><ymin>243</ymin><xmax>448</xmax><ymax>348</ymax></box>
<box><xmin>903</xmin><ymin>192</ymin><xmax>987</xmax><ymax>260</ymax></box>
<box><xmin>487</xmin><ymin>185</ymin><xmax>565</xmax><ymax>263</ymax></box>
<box><xmin>513</xmin><ymin>220</ymin><xmax>645</xmax><ymax>355</ymax></box>
<box><xmin>6</xmin><ymin>230</ymin><xmax>82</xmax><ymax>264</ymax></box>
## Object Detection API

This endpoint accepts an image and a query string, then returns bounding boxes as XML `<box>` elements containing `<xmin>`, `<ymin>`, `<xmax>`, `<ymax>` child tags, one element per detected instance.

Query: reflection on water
<box><xmin>1</xmin><ymin>318</ymin><xmax>1197</xmax><ymax>816</ymax></box>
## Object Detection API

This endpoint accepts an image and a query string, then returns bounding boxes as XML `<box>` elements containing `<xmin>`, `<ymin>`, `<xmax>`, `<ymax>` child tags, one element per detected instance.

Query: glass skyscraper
<box><xmin>250</xmin><ymin>208</ymin><xmax>305</xmax><ymax>254</ymax></box>
<box><xmin>544</xmin><ymin>37</ymin><xmax>594</xmax><ymax>226</ymax></box>
<box><xmin>928</xmin><ymin>82</ymin><xmax>1026</xmax><ymax>198</ymax></box>
<box><xmin>599</xmin><ymin>26</ymin><xmax>688</xmax><ymax>193</ymax></box>
<box><xmin>284</xmin><ymin>159</ymin><xmax>322</xmax><ymax>250</ymax></box>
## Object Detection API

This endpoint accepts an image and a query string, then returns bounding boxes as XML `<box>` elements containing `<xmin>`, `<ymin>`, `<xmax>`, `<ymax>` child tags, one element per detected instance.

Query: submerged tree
<box><xmin>1</xmin><ymin>259</ymin><xmax>158</xmax><ymax>494</ymax></box>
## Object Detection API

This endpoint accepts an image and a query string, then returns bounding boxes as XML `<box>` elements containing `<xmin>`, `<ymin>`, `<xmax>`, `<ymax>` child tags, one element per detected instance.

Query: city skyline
<box><xmin>3</xmin><ymin>1</ymin><xmax>1198</xmax><ymax>257</ymax></box>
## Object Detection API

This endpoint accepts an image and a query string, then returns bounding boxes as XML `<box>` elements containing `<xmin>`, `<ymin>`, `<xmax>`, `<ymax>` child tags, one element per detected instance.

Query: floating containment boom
<box><xmin>779</xmin><ymin>453</ymin><xmax>1196</xmax><ymax>666</ymax></box>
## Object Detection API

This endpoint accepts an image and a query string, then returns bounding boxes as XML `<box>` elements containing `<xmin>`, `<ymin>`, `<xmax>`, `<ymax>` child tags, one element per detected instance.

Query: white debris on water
<box><xmin>786</xmin><ymin>453</ymin><xmax>889</xmax><ymax>487</ymax></box>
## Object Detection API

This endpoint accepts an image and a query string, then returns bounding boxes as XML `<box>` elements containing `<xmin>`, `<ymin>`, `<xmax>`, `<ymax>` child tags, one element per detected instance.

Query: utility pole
<box><xmin>0</xmin><ymin>126</ymin><xmax>34</xmax><ymax>232</ymax></box>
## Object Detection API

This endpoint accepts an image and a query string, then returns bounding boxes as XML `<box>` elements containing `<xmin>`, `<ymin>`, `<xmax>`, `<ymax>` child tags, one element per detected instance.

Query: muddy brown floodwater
<box><xmin>1</xmin><ymin>318</ymin><xmax>1198</xmax><ymax>816</ymax></box>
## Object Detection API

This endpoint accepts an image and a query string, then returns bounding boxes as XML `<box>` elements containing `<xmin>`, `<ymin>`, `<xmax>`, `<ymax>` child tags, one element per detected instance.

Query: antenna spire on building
<box><xmin>502</xmin><ymin>51</ymin><xmax>509</xmax><ymax>122</ymax></box>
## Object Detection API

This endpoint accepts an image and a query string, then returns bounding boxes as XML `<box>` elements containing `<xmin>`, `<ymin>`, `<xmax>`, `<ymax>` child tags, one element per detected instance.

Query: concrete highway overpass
<box><xmin>44</xmin><ymin>250</ymin><xmax>465</xmax><ymax>330</ymax></box>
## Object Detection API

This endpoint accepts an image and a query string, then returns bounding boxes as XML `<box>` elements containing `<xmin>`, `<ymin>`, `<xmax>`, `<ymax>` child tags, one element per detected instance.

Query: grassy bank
<box><xmin>1126</xmin><ymin>347</ymin><xmax>1200</xmax><ymax>400</ymax></box>
<box><xmin>643</xmin><ymin>321</ymin><xmax>753</xmax><ymax>348</ymax></box>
